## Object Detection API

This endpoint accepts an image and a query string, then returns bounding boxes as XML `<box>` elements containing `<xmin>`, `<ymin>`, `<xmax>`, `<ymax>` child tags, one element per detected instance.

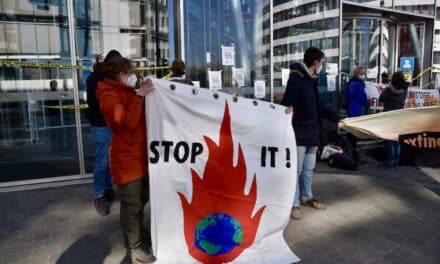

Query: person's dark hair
<box><xmin>171</xmin><ymin>58</ymin><xmax>186</xmax><ymax>75</ymax></box>
<box><xmin>303</xmin><ymin>47</ymin><xmax>324</xmax><ymax>67</ymax></box>
<box><xmin>381</xmin><ymin>72</ymin><xmax>389</xmax><ymax>84</ymax></box>
<box><xmin>391</xmin><ymin>71</ymin><xmax>407</xmax><ymax>90</ymax></box>
<box><xmin>93</xmin><ymin>55</ymin><xmax>134</xmax><ymax>80</ymax></box>
<box><xmin>104</xmin><ymin>49</ymin><xmax>122</xmax><ymax>62</ymax></box>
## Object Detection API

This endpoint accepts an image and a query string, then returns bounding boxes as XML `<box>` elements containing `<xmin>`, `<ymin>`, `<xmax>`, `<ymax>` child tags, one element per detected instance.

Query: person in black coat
<box><xmin>86</xmin><ymin>49</ymin><xmax>122</xmax><ymax>215</ymax></box>
<box><xmin>379</xmin><ymin>71</ymin><xmax>409</xmax><ymax>168</ymax></box>
<box><xmin>281</xmin><ymin>47</ymin><xmax>339</xmax><ymax>220</ymax></box>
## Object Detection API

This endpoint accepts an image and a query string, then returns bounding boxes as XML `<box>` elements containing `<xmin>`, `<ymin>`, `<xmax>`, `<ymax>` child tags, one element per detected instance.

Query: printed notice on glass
<box><xmin>232</xmin><ymin>68</ymin><xmax>245</xmax><ymax>87</ymax></box>
<box><xmin>327</xmin><ymin>75</ymin><xmax>336</xmax><ymax>92</ymax></box>
<box><xmin>208</xmin><ymin>71</ymin><xmax>222</xmax><ymax>90</ymax></box>
<box><xmin>325</xmin><ymin>63</ymin><xmax>338</xmax><ymax>75</ymax></box>
<box><xmin>282</xmin><ymin>68</ymin><xmax>290</xmax><ymax>87</ymax></box>
<box><xmin>254</xmin><ymin>80</ymin><xmax>266</xmax><ymax>99</ymax></box>
<box><xmin>222</xmin><ymin>46</ymin><xmax>235</xmax><ymax>66</ymax></box>
<box><xmin>206</xmin><ymin>52</ymin><xmax>211</xmax><ymax>64</ymax></box>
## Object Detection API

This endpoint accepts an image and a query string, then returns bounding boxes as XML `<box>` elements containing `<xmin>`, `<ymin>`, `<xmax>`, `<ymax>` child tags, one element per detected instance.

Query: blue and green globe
<box><xmin>195</xmin><ymin>213</ymin><xmax>243</xmax><ymax>255</ymax></box>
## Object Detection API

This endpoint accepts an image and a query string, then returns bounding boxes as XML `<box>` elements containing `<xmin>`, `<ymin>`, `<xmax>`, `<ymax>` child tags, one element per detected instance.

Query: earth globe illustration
<box><xmin>195</xmin><ymin>213</ymin><xmax>243</xmax><ymax>255</ymax></box>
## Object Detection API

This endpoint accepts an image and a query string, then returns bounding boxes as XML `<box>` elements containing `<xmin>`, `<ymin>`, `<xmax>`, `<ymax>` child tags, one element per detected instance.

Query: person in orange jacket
<box><xmin>95</xmin><ymin>55</ymin><xmax>154</xmax><ymax>264</ymax></box>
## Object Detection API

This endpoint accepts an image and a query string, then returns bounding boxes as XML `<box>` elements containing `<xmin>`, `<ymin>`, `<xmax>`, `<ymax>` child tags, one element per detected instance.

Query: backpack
<box><xmin>339</xmin><ymin>81</ymin><xmax>350</xmax><ymax>109</ymax></box>
<box><xmin>327</xmin><ymin>134</ymin><xmax>359</xmax><ymax>170</ymax></box>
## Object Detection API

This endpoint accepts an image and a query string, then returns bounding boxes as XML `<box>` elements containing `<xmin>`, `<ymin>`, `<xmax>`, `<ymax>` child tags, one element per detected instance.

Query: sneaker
<box><xmin>301</xmin><ymin>198</ymin><xmax>326</xmax><ymax>209</ymax></box>
<box><xmin>94</xmin><ymin>196</ymin><xmax>110</xmax><ymax>216</ymax></box>
<box><xmin>290</xmin><ymin>207</ymin><xmax>302</xmax><ymax>220</ymax></box>
<box><xmin>104</xmin><ymin>188</ymin><xmax>115</xmax><ymax>202</ymax></box>
<box><xmin>130</xmin><ymin>247</ymin><xmax>155</xmax><ymax>264</ymax></box>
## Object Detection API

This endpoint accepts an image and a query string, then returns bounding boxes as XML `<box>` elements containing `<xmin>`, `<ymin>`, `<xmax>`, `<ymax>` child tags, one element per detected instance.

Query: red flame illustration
<box><xmin>178</xmin><ymin>102</ymin><xmax>266</xmax><ymax>263</ymax></box>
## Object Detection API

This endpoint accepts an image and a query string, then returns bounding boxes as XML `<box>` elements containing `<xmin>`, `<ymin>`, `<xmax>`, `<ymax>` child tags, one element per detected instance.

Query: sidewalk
<box><xmin>0</xmin><ymin>161</ymin><xmax>439</xmax><ymax>264</ymax></box>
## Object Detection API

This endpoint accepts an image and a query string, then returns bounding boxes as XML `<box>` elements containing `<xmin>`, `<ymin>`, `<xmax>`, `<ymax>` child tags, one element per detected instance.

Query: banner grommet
<box><xmin>253</xmin><ymin>100</ymin><xmax>258</xmax><ymax>106</ymax></box>
<box><xmin>192</xmin><ymin>88</ymin><xmax>198</xmax><ymax>95</ymax></box>
<box><xmin>170</xmin><ymin>84</ymin><xmax>176</xmax><ymax>91</ymax></box>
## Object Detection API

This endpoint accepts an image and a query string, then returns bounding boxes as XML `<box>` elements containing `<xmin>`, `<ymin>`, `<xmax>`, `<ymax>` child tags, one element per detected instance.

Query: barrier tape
<box><xmin>42</xmin><ymin>104</ymin><xmax>89</xmax><ymax>110</ymax></box>
<box><xmin>0</xmin><ymin>60</ymin><xmax>170</xmax><ymax>71</ymax></box>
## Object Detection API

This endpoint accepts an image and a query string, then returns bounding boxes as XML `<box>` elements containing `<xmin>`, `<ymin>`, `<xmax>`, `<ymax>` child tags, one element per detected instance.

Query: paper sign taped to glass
<box><xmin>146</xmin><ymin>79</ymin><xmax>300</xmax><ymax>263</ymax></box>
<box><xmin>338</xmin><ymin>106</ymin><xmax>440</xmax><ymax>142</ymax></box>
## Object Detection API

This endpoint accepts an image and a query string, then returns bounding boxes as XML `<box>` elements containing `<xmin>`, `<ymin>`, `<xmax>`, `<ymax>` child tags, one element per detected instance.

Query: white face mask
<box><xmin>125</xmin><ymin>74</ymin><xmax>137</xmax><ymax>88</ymax></box>
<box><xmin>316</xmin><ymin>63</ymin><xmax>323</xmax><ymax>74</ymax></box>
<box><xmin>359</xmin><ymin>74</ymin><xmax>366</xmax><ymax>80</ymax></box>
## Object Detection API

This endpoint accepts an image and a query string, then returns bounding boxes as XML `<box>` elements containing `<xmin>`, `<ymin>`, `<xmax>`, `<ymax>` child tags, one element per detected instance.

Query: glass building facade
<box><xmin>0</xmin><ymin>0</ymin><xmax>438</xmax><ymax>184</ymax></box>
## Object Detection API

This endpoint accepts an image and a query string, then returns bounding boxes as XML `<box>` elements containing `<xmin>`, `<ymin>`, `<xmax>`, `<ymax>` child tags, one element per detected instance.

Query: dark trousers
<box><xmin>347</xmin><ymin>133</ymin><xmax>360</xmax><ymax>161</ymax></box>
<box><xmin>385</xmin><ymin>140</ymin><xmax>400</xmax><ymax>167</ymax></box>
<box><xmin>118</xmin><ymin>176</ymin><xmax>149</xmax><ymax>249</ymax></box>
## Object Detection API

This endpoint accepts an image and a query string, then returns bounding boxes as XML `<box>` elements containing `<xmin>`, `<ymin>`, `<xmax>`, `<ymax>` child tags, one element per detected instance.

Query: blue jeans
<box><xmin>385</xmin><ymin>140</ymin><xmax>400</xmax><ymax>167</ymax></box>
<box><xmin>293</xmin><ymin>146</ymin><xmax>318</xmax><ymax>208</ymax></box>
<box><xmin>91</xmin><ymin>126</ymin><xmax>113</xmax><ymax>198</ymax></box>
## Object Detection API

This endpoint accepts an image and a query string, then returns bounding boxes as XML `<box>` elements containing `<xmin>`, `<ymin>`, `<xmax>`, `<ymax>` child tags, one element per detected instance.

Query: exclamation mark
<box><xmin>285</xmin><ymin>148</ymin><xmax>291</xmax><ymax>168</ymax></box>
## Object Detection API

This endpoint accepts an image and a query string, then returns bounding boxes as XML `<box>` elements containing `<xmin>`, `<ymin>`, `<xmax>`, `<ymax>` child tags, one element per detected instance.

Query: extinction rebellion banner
<box><xmin>146</xmin><ymin>79</ymin><xmax>299</xmax><ymax>263</ymax></box>
<box><xmin>339</xmin><ymin>106</ymin><xmax>440</xmax><ymax>142</ymax></box>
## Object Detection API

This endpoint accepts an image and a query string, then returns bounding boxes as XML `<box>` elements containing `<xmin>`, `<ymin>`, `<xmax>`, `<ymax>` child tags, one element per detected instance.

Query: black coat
<box><xmin>379</xmin><ymin>81</ymin><xmax>408</xmax><ymax>112</ymax></box>
<box><xmin>86</xmin><ymin>72</ymin><xmax>107</xmax><ymax>127</ymax></box>
<box><xmin>281</xmin><ymin>63</ymin><xmax>339</xmax><ymax>146</ymax></box>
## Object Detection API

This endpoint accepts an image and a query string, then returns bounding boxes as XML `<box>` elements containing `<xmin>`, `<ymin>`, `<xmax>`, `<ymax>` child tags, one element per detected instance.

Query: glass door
<box><xmin>397</xmin><ymin>23</ymin><xmax>425</xmax><ymax>86</ymax></box>
<box><xmin>342</xmin><ymin>18</ymin><xmax>397</xmax><ymax>83</ymax></box>
<box><xmin>342</xmin><ymin>18</ymin><xmax>377</xmax><ymax>82</ymax></box>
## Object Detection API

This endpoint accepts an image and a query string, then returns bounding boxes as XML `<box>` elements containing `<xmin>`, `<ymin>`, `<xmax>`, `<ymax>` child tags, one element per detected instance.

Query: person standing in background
<box><xmin>346</xmin><ymin>66</ymin><xmax>370</xmax><ymax>161</ymax></box>
<box><xmin>379</xmin><ymin>71</ymin><xmax>409</xmax><ymax>169</ymax></box>
<box><xmin>86</xmin><ymin>50</ymin><xmax>121</xmax><ymax>216</ymax></box>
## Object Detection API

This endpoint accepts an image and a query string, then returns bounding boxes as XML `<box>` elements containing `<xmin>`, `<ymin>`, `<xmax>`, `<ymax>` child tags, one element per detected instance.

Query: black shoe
<box><xmin>94</xmin><ymin>196</ymin><xmax>110</xmax><ymax>216</ymax></box>
<box><xmin>104</xmin><ymin>188</ymin><xmax>115</xmax><ymax>202</ymax></box>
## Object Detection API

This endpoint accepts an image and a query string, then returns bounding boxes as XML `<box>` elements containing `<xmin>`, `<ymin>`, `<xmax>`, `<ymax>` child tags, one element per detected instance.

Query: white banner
<box><xmin>147</xmin><ymin>79</ymin><xmax>299</xmax><ymax>264</ymax></box>
<box><xmin>405</xmin><ymin>88</ymin><xmax>440</xmax><ymax>108</ymax></box>
<box><xmin>222</xmin><ymin>46</ymin><xmax>235</xmax><ymax>66</ymax></box>
<box><xmin>208</xmin><ymin>71</ymin><xmax>222</xmax><ymax>90</ymax></box>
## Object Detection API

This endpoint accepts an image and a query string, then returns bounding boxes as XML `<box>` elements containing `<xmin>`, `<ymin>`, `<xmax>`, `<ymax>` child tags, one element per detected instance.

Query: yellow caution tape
<box><xmin>42</xmin><ymin>104</ymin><xmax>89</xmax><ymax>110</ymax></box>
<box><xmin>161</xmin><ymin>71</ymin><xmax>172</xmax><ymax>80</ymax></box>
<box><xmin>0</xmin><ymin>60</ymin><xmax>170</xmax><ymax>71</ymax></box>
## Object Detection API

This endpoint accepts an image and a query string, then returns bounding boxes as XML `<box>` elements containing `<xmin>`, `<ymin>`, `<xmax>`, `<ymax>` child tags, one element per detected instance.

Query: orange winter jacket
<box><xmin>96</xmin><ymin>78</ymin><xmax>147</xmax><ymax>186</ymax></box>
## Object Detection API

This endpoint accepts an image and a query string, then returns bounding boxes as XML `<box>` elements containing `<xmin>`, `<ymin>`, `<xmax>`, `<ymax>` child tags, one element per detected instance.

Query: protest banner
<box><xmin>146</xmin><ymin>79</ymin><xmax>299</xmax><ymax>263</ymax></box>
<box><xmin>339</xmin><ymin>106</ymin><xmax>440</xmax><ymax>141</ymax></box>
<box><xmin>405</xmin><ymin>87</ymin><xmax>440</xmax><ymax>108</ymax></box>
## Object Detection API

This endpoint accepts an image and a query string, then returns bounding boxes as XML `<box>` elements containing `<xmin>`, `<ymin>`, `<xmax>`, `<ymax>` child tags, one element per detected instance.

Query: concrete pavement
<box><xmin>0</xmin><ymin>160</ymin><xmax>439</xmax><ymax>264</ymax></box>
